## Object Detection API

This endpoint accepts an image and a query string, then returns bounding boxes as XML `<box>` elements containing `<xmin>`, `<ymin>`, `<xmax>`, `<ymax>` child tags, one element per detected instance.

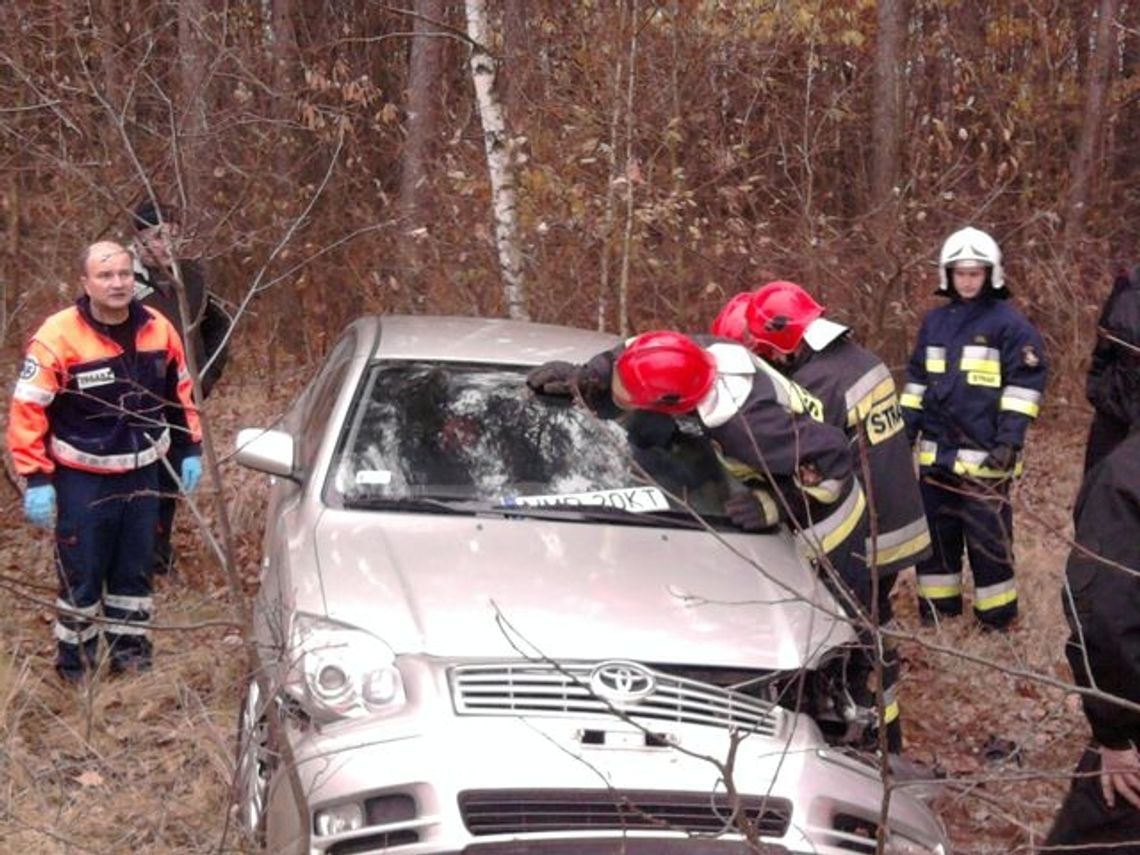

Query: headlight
<box><xmin>286</xmin><ymin>615</ymin><xmax>406</xmax><ymax>722</ymax></box>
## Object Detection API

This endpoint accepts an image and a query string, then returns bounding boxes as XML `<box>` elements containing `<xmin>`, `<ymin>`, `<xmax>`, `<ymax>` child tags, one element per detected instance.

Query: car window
<box><xmin>326</xmin><ymin>362</ymin><xmax>734</xmax><ymax>525</ymax></box>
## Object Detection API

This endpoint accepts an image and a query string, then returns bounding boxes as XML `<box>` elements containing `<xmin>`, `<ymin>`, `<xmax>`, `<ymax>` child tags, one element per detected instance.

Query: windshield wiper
<box><xmin>488</xmin><ymin>503</ymin><xmax>711</xmax><ymax>529</ymax></box>
<box><xmin>341</xmin><ymin>495</ymin><xmax>486</xmax><ymax>514</ymax></box>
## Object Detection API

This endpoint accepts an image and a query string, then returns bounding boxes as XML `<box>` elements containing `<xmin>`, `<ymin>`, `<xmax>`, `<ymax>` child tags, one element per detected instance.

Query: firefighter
<box><xmin>1044</xmin><ymin>430</ymin><xmax>1140</xmax><ymax>850</ymax></box>
<box><xmin>900</xmin><ymin>226</ymin><xmax>1048</xmax><ymax>631</ymax></box>
<box><xmin>720</xmin><ymin>281</ymin><xmax>932</xmax><ymax>755</ymax></box>
<box><xmin>1083</xmin><ymin>264</ymin><xmax>1140</xmax><ymax>472</ymax></box>
<box><xmin>7</xmin><ymin>241</ymin><xmax>202</xmax><ymax>683</ymax></box>
<box><xmin>528</xmin><ymin>331</ymin><xmax>871</xmax><ymax>644</ymax></box>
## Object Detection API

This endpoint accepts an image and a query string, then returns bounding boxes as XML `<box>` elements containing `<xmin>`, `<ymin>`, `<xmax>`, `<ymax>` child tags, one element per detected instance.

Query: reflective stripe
<box><xmin>56</xmin><ymin>599</ymin><xmax>100</xmax><ymax>618</ymax></box>
<box><xmin>753</xmin><ymin>489</ymin><xmax>779</xmax><ymax>528</ymax></box>
<box><xmin>867</xmin><ymin>517</ymin><xmax>931</xmax><ymax>567</ymax></box>
<box><xmin>50</xmin><ymin>428</ymin><xmax>170</xmax><ymax>473</ymax></box>
<box><xmin>1000</xmin><ymin>385</ymin><xmax>1042</xmax><ymax>418</ymax></box>
<box><xmin>795</xmin><ymin>483</ymin><xmax>866</xmax><ymax>559</ymax></box>
<box><xmin>802</xmin><ymin>477</ymin><xmax>844</xmax><ymax>505</ymax></box>
<box><xmin>953</xmin><ymin>448</ymin><xmax>1024</xmax><ymax>478</ymax></box>
<box><xmin>104</xmin><ymin>621</ymin><xmax>150</xmax><ymax>637</ymax></box>
<box><xmin>103</xmin><ymin>593</ymin><xmax>154</xmax><ymax>612</ymax></box>
<box><xmin>54</xmin><ymin>622</ymin><xmax>100</xmax><ymax>644</ymax></box>
<box><xmin>975</xmin><ymin>580</ymin><xmax>1018</xmax><ymax>613</ymax></box>
<box><xmin>925</xmin><ymin>347</ymin><xmax>946</xmax><ymax>373</ymax></box>
<box><xmin>918</xmin><ymin>439</ymin><xmax>936</xmax><ymax>466</ymax></box>
<box><xmin>960</xmin><ymin>346</ymin><xmax>1000</xmax><ymax>374</ymax></box>
<box><xmin>918</xmin><ymin>572</ymin><xmax>962</xmax><ymax>599</ymax></box>
<box><xmin>845</xmin><ymin>363</ymin><xmax>895</xmax><ymax>420</ymax></box>
<box><xmin>178</xmin><ymin>366</ymin><xmax>190</xmax><ymax>382</ymax></box>
<box><xmin>882</xmin><ymin>699</ymin><xmax>900</xmax><ymax>726</ymax></box>
<box><xmin>14</xmin><ymin>381</ymin><xmax>55</xmax><ymax>406</ymax></box>
<box><xmin>899</xmin><ymin>382</ymin><xmax>925</xmax><ymax>410</ymax></box>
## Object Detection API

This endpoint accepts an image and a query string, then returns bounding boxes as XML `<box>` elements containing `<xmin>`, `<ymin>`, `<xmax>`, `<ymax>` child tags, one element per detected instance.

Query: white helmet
<box><xmin>938</xmin><ymin>226</ymin><xmax>1004</xmax><ymax>293</ymax></box>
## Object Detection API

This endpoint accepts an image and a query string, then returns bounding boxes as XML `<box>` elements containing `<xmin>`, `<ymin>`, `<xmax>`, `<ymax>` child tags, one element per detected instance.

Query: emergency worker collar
<box><xmin>76</xmin><ymin>293</ymin><xmax>149</xmax><ymax>337</ymax></box>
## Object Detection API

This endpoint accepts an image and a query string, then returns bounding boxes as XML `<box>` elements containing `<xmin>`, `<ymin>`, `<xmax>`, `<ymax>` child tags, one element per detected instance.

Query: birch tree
<box><xmin>464</xmin><ymin>0</ymin><xmax>528</xmax><ymax>320</ymax></box>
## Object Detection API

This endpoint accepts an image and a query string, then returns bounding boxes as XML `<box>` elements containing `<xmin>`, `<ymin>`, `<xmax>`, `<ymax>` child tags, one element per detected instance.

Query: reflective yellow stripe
<box><xmin>925</xmin><ymin>358</ymin><xmax>946</xmax><ymax>373</ymax></box>
<box><xmin>899</xmin><ymin>392</ymin><xmax>923</xmax><ymax>410</ymax></box>
<box><xmin>869</xmin><ymin>526</ymin><xmax>932</xmax><ymax>567</ymax></box>
<box><xmin>819</xmin><ymin>488</ymin><xmax>866</xmax><ymax>555</ymax></box>
<box><xmin>975</xmin><ymin>581</ymin><xmax>1018</xmax><ymax>613</ymax></box>
<box><xmin>882</xmin><ymin>700</ymin><xmax>900</xmax><ymax>725</ymax></box>
<box><xmin>795</xmin><ymin>484</ymin><xmax>866</xmax><ymax>558</ymax></box>
<box><xmin>1000</xmin><ymin>398</ymin><xmax>1039</xmax><ymax>417</ymax></box>
<box><xmin>953</xmin><ymin>457</ymin><xmax>1025</xmax><ymax>478</ymax></box>
<box><xmin>918</xmin><ymin>584</ymin><xmax>961</xmax><ymax>599</ymax></box>
<box><xmin>918</xmin><ymin>439</ymin><xmax>936</xmax><ymax>466</ymax></box>
<box><xmin>960</xmin><ymin>357</ymin><xmax>1000</xmax><ymax>374</ymax></box>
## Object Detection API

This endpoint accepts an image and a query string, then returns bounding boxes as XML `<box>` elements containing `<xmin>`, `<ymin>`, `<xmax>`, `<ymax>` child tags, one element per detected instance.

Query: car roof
<box><xmin>354</xmin><ymin>314</ymin><xmax>622</xmax><ymax>367</ymax></box>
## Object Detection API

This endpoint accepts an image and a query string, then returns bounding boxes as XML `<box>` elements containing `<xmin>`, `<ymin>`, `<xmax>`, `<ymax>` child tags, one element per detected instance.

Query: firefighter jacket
<box><xmin>1061</xmin><ymin>431</ymin><xmax>1140</xmax><ymax>750</ymax></box>
<box><xmin>1086</xmin><ymin>265</ymin><xmax>1140</xmax><ymax>428</ymax></box>
<box><xmin>8</xmin><ymin>296</ymin><xmax>202</xmax><ymax>486</ymax></box>
<box><xmin>580</xmin><ymin>339</ymin><xmax>865</xmax><ymax>562</ymax></box>
<box><xmin>783</xmin><ymin>319</ymin><xmax>931</xmax><ymax>576</ymax></box>
<box><xmin>900</xmin><ymin>295</ymin><xmax>1047</xmax><ymax>479</ymax></box>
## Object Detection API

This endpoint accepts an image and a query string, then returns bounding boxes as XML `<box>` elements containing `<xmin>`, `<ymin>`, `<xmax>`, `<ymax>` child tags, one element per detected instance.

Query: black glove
<box><xmin>527</xmin><ymin>361</ymin><xmax>578</xmax><ymax>396</ymax></box>
<box><xmin>982</xmin><ymin>443</ymin><xmax>1016</xmax><ymax>472</ymax></box>
<box><xmin>725</xmin><ymin>490</ymin><xmax>781</xmax><ymax>532</ymax></box>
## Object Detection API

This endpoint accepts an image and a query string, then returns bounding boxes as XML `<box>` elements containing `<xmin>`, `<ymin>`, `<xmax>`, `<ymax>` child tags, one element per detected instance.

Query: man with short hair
<box><xmin>7</xmin><ymin>240</ymin><xmax>202</xmax><ymax>682</ymax></box>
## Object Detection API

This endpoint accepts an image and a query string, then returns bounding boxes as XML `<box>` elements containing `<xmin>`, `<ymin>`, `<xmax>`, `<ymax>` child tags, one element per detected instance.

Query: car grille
<box><xmin>450</xmin><ymin>662</ymin><xmax>782</xmax><ymax>737</ymax></box>
<box><xmin>459</xmin><ymin>789</ymin><xmax>793</xmax><ymax>837</ymax></box>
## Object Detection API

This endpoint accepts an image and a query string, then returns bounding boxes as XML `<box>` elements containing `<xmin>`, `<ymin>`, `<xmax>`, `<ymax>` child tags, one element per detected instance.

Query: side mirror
<box><xmin>235</xmin><ymin>428</ymin><xmax>296</xmax><ymax>479</ymax></box>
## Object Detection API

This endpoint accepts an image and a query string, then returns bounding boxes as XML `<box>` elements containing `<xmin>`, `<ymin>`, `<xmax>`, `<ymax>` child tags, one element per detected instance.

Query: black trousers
<box><xmin>1044</xmin><ymin>747</ymin><xmax>1140</xmax><ymax>852</ymax></box>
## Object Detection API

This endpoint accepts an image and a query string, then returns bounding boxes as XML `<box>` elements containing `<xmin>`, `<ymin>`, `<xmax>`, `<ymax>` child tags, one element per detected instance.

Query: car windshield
<box><xmin>327</xmin><ymin>362</ymin><xmax>735</xmax><ymax>527</ymax></box>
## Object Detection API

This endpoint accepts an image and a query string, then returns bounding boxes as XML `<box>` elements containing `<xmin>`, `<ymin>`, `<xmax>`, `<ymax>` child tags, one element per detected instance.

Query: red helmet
<box><xmin>710</xmin><ymin>292</ymin><xmax>753</xmax><ymax>342</ymax></box>
<box><xmin>744</xmin><ymin>281</ymin><xmax>824</xmax><ymax>357</ymax></box>
<box><xmin>613</xmin><ymin>331</ymin><xmax>716</xmax><ymax>414</ymax></box>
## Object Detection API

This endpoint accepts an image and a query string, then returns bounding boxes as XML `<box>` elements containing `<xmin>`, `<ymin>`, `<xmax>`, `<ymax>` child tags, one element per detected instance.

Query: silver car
<box><xmin>233</xmin><ymin>315</ymin><xmax>949</xmax><ymax>854</ymax></box>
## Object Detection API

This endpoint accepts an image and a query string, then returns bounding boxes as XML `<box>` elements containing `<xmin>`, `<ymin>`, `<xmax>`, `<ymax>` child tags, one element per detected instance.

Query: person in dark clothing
<box><xmin>1083</xmin><ymin>264</ymin><xmax>1140</xmax><ymax>472</ymax></box>
<box><xmin>131</xmin><ymin>199</ymin><xmax>231</xmax><ymax>575</ymax></box>
<box><xmin>1043</xmin><ymin>431</ymin><xmax>1140</xmax><ymax>851</ymax></box>
<box><xmin>900</xmin><ymin>226</ymin><xmax>1048</xmax><ymax>631</ymax></box>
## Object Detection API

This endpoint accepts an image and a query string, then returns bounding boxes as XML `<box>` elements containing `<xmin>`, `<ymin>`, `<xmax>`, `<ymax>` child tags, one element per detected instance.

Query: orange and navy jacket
<box><xmin>7</xmin><ymin>296</ymin><xmax>202</xmax><ymax>486</ymax></box>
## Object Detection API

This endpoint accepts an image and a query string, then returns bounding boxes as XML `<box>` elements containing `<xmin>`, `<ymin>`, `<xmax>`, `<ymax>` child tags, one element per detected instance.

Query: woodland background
<box><xmin>0</xmin><ymin>1</ymin><xmax>1138</xmax><ymax>853</ymax></box>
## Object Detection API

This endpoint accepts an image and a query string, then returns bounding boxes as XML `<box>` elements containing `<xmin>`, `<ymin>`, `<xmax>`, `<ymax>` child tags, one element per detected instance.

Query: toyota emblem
<box><xmin>589</xmin><ymin>660</ymin><xmax>656</xmax><ymax>704</ymax></box>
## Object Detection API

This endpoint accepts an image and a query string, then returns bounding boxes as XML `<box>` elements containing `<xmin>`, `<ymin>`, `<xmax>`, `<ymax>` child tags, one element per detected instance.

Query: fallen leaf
<box><xmin>75</xmin><ymin>770</ymin><xmax>104</xmax><ymax>788</ymax></box>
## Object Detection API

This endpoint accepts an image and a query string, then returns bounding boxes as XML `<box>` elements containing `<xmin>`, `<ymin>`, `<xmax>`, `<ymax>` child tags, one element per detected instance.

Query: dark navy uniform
<box><xmin>901</xmin><ymin>294</ymin><xmax>1047</xmax><ymax>628</ymax></box>
<box><xmin>1045</xmin><ymin>432</ymin><xmax>1140</xmax><ymax>849</ymax></box>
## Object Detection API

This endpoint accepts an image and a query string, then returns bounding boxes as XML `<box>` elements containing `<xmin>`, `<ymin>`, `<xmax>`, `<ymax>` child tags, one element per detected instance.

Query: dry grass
<box><xmin>0</xmin><ymin>365</ymin><xmax>1099</xmax><ymax>853</ymax></box>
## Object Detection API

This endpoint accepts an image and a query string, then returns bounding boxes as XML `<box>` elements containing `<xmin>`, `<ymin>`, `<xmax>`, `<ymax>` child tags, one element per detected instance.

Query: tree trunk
<box><xmin>399</xmin><ymin>0</ymin><xmax>446</xmax><ymax>229</ymax></box>
<box><xmin>870</xmin><ymin>0</ymin><xmax>904</xmax><ymax>237</ymax></box>
<box><xmin>464</xmin><ymin>0</ymin><xmax>528</xmax><ymax>320</ymax></box>
<box><xmin>1065</xmin><ymin>0</ymin><xmax>1121</xmax><ymax>251</ymax></box>
<box><xmin>178</xmin><ymin>0</ymin><xmax>212</xmax><ymax>211</ymax></box>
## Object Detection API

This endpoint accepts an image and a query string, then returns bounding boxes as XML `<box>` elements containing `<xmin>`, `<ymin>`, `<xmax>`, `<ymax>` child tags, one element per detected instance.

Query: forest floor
<box><xmin>0</xmin><ymin>358</ymin><xmax>1095</xmax><ymax>854</ymax></box>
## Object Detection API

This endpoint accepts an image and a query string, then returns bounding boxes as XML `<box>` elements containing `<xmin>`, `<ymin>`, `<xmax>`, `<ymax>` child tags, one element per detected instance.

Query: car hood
<box><xmin>305</xmin><ymin>511</ymin><xmax>853</xmax><ymax>671</ymax></box>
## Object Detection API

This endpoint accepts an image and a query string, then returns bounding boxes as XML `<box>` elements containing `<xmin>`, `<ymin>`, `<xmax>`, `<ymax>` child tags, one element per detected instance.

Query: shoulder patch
<box><xmin>19</xmin><ymin>356</ymin><xmax>39</xmax><ymax>381</ymax></box>
<box><xmin>1022</xmin><ymin>345</ymin><xmax>1040</xmax><ymax>368</ymax></box>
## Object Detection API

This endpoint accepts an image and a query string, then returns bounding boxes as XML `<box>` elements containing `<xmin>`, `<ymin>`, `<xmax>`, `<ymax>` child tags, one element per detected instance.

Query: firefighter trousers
<box><xmin>53</xmin><ymin>464</ymin><xmax>159</xmax><ymax>678</ymax></box>
<box><xmin>915</xmin><ymin>472</ymin><xmax>1017</xmax><ymax>630</ymax></box>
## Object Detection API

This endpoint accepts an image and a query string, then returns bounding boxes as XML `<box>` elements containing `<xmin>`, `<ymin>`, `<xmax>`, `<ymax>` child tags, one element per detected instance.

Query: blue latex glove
<box><xmin>180</xmin><ymin>455</ymin><xmax>203</xmax><ymax>493</ymax></box>
<box><xmin>24</xmin><ymin>484</ymin><xmax>56</xmax><ymax>528</ymax></box>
